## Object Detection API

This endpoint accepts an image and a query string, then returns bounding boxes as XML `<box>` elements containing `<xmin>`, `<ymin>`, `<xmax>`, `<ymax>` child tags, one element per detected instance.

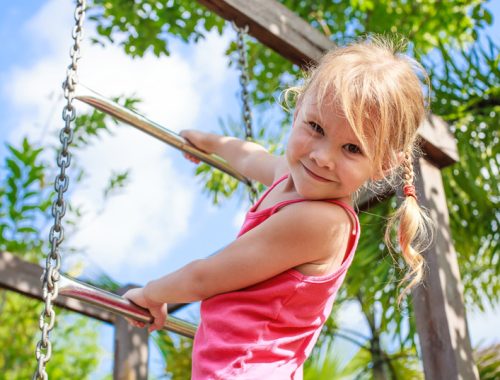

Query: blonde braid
<box><xmin>386</xmin><ymin>152</ymin><xmax>432</xmax><ymax>304</ymax></box>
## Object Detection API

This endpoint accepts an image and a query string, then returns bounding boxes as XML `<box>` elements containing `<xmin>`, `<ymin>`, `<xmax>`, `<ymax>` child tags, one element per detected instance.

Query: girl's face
<box><xmin>286</xmin><ymin>91</ymin><xmax>377</xmax><ymax>203</ymax></box>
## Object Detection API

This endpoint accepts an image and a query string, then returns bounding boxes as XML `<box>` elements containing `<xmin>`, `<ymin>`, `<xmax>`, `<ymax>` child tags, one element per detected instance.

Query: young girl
<box><xmin>124</xmin><ymin>36</ymin><xmax>430</xmax><ymax>379</ymax></box>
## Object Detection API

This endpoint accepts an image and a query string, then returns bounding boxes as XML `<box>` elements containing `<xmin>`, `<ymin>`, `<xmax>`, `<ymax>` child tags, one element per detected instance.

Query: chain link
<box><xmin>33</xmin><ymin>1</ymin><xmax>86</xmax><ymax>379</ymax></box>
<box><xmin>232</xmin><ymin>23</ymin><xmax>259</xmax><ymax>203</ymax></box>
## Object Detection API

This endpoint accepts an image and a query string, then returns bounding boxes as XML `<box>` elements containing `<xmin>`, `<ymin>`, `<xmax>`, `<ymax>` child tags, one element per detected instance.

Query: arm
<box><xmin>142</xmin><ymin>202</ymin><xmax>352</xmax><ymax>304</ymax></box>
<box><xmin>180</xmin><ymin>129</ymin><xmax>283</xmax><ymax>186</ymax></box>
<box><xmin>124</xmin><ymin>202</ymin><xmax>351</xmax><ymax>331</ymax></box>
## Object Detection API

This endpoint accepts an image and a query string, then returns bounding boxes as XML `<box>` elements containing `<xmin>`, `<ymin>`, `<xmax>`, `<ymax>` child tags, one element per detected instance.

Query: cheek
<box><xmin>289</xmin><ymin>130</ymin><xmax>313</xmax><ymax>156</ymax></box>
<box><xmin>286</xmin><ymin>133</ymin><xmax>301</xmax><ymax>159</ymax></box>
<box><xmin>346</xmin><ymin>160</ymin><xmax>374</xmax><ymax>183</ymax></box>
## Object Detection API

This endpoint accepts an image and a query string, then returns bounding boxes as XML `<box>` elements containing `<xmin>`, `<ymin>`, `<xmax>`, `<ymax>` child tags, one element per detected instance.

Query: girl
<box><xmin>124</xmin><ymin>36</ymin><xmax>431</xmax><ymax>379</ymax></box>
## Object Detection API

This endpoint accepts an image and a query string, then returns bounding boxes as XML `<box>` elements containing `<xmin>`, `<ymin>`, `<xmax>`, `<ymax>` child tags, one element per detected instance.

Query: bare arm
<box><xmin>142</xmin><ymin>202</ymin><xmax>352</xmax><ymax>304</ymax></box>
<box><xmin>180</xmin><ymin>129</ymin><xmax>283</xmax><ymax>186</ymax></box>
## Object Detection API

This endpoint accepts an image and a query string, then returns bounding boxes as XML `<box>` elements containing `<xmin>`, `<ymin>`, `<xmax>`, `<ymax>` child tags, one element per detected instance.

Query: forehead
<box><xmin>301</xmin><ymin>91</ymin><xmax>352</xmax><ymax>131</ymax></box>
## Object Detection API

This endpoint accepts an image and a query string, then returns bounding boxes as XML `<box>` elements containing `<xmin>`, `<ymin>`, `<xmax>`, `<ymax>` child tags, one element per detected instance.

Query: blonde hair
<box><xmin>285</xmin><ymin>35</ymin><xmax>432</xmax><ymax>303</ymax></box>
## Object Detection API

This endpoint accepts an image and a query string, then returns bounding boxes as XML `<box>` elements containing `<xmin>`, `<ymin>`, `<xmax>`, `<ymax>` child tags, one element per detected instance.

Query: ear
<box><xmin>372</xmin><ymin>152</ymin><xmax>405</xmax><ymax>181</ymax></box>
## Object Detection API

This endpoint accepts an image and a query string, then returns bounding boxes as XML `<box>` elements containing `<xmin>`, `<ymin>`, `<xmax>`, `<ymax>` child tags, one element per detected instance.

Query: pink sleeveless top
<box><xmin>191</xmin><ymin>175</ymin><xmax>360</xmax><ymax>379</ymax></box>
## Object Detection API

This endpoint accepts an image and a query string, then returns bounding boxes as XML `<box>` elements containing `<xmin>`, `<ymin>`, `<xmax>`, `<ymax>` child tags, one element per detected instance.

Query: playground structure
<box><xmin>0</xmin><ymin>0</ymin><xmax>480</xmax><ymax>379</ymax></box>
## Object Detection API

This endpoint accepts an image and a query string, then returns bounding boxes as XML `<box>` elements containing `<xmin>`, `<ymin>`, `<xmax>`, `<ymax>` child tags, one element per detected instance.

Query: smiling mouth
<box><xmin>301</xmin><ymin>164</ymin><xmax>333</xmax><ymax>182</ymax></box>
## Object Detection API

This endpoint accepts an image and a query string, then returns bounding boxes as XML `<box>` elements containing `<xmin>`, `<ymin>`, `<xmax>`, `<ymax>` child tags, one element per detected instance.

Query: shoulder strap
<box><xmin>250</xmin><ymin>173</ymin><xmax>288</xmax><ymax>211</ymax></box>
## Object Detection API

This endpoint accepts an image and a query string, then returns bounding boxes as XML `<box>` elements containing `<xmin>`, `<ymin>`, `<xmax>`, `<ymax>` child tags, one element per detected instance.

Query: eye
<box><xmin>344</xmin><ymin>144</ymin><xmax>362</xmax><ymax>154</ymax></box>
<box><xmin>308</xmin><ymin>122</ymin><xmax>324</xmax><ymax>136</ymax></box>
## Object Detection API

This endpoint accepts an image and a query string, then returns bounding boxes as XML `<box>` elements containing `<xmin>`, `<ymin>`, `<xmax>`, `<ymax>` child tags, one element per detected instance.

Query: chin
<box><xmin>296</xmin><ymin>186</ymin><xmax>330</xmax><ymax>200</ymax></box>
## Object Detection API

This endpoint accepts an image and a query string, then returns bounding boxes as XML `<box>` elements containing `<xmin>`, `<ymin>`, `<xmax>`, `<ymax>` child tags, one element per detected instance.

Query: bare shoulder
<box><xmin>262</xmin><ymin>201</ymin><xmax>354</xmax><ymax>262</ymax></box>
<box><xmin>277</xmin><ymin>201</ymin><xmax>352</xmax><ymax>233</ymax></box>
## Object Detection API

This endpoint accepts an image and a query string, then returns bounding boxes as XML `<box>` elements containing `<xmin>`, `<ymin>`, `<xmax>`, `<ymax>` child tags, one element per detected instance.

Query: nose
<box><xmin>309</xmin><ymin>145</ymin><xmax>335</xmax><ymax>170</ymax></box>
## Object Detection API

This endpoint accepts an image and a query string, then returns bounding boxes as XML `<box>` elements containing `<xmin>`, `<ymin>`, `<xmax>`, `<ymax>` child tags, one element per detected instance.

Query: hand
<box><xmin>122</xmin><ymin>287</ymin><xmax>168</xmax><ymax>333</ymax></box>
<box><xmin>180</xmin><ymin>129</ymin><xmax>210</xmax><ymax>164</ymax></box>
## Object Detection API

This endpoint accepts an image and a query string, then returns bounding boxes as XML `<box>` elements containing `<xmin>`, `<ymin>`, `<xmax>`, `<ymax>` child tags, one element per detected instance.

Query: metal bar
<box><xmin>58</xmin><ymin>274</ymin><xmax>197</xmax><ymax>339</ymax></box>
<box><xmin>74</xmin><ymin>84</ymin><xmax>251</xmax><ymax>185</ymax></box>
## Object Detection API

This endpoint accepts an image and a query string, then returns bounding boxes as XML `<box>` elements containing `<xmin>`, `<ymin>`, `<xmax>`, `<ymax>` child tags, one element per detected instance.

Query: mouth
<box><xmin>301</xmin><ymin>163</ymin><xmax>334</xmax><ymax>183</ymax></box>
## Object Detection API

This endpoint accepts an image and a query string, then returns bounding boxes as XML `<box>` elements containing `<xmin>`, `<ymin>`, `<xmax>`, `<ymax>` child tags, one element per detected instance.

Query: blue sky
<box><xmin>1</xmin><ymin>1</ymin><xmax>499</xmax><ymax>378</ymax></box>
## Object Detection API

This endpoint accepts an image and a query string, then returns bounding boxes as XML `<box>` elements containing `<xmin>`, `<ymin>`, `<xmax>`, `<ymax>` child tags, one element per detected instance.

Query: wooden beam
<box><xmin>0</xmin><ymin>251</ymin><xmax>114</xmax><ymax>323</ymax></box>
<box><xmin>418</xmin><ymin>115</ymin><xmax>459</xmax><ymax>168</ymax></box>
<box><xmin>197</xmin><ymin>0</ymin><xmax>334</xmax><ymax>67</ymax></box>
<box><xmin>0</xmin><ymin>251</ymin><xmax>187</xmax><ymax>317</ymax></box>
<box><xmin>411</xmin><ymin>158</ymin><xmax>479</xmax><ymax>380</ymax></box>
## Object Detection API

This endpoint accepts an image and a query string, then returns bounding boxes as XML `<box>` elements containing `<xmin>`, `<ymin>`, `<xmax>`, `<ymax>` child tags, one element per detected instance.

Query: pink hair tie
<box><xmin>403</xmin><ymin>185</ymin><xmax>417</xmax><ymax>200</ymax></box>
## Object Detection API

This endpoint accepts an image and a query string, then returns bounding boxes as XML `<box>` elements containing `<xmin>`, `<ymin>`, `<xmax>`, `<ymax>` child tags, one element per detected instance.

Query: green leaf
<box><xmin>5</xmin><ymin>158</ymin><xmax>22</xmax><ymax>178</ymax></box>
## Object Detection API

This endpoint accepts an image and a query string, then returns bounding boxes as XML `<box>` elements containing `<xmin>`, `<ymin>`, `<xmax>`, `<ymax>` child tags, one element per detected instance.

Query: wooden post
<box><xmin>114</xmin><ymin>286</ymin><xmax>149</xmax><ymax>380</ymax></box>
<box><xmin>412</xmin><ymin>157</ymin><xmax>479</xmax><ymax>379</ymax></box>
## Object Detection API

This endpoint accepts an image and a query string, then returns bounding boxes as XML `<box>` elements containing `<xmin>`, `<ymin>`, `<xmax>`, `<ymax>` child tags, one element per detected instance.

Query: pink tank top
<box><xmin>192</xmin><ymin>175</ymin><xmax>360</xmax><ymax>379</ymax></box>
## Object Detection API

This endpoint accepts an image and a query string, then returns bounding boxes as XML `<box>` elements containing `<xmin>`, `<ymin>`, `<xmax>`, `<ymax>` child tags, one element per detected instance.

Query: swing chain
<box><xmin>232</xmin><ymin>23</ymin><xmax>259</xmax><ymax>203</ymax></box>
<box><xmin>233</xmin><ymin>23</ymin><xmax>253</xmax><ymax>141</ymax></box>
<box><xmin>33</xmin><ymin>1</ymin><xmax>86</xmax><ymax>379</ymax></box>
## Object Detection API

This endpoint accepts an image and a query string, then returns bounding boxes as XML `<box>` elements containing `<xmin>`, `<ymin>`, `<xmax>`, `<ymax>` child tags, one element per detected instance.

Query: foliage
<box><xmin>303</xmin><ymin>334</ymin><xmax>348</xmax><ymax>379</ymax></box>
<box><xmin>0</xmin><ymin>291</ymin><xmax>102</xmax><ymax>379</ymax></box>
<box><xmin>475</xmin><ymin>343</ymin><xmax>500</xmax><ymax>380</ymax></box>
<box><xmin>0</xmin><ymin>139</ymin><xmax>51</xmax><ymax>261</ymax></box>
<box><xmin>87</xmin><ymin>0</ymin><xmax>225</xmax><ymax>57</ymax></box>
<box><xmin>152</xmin><ymin>330</ymin><xmax>193</xmax><ymax>379</ymax></box>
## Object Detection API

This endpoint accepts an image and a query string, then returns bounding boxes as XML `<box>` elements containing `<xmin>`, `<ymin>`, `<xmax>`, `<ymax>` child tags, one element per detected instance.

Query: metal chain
<box><xmin>33</xmin><ymin>1</ymin><xmax>86</xmax><ymax>379</ymax></box>
<box><xmin>233</xmin><ymin>23</ymin><xmax>253</xmax><ymax>141</ymax></box>
<box><xmin>232</xmin><ymin>23</ymin><xmax>258</xmax><ymax>203</ymax></box>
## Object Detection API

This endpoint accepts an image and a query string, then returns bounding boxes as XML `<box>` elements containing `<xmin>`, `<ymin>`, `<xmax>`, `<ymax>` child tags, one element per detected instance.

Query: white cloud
<box><xmin>2</xmin><ymin>0</ymin><xmax>235</xmax><ymax>275</ymax></box>
<box><xmin>68</xmin><ymin>127</ymin><xmax>195</xmax><ymax>271</ymax></box>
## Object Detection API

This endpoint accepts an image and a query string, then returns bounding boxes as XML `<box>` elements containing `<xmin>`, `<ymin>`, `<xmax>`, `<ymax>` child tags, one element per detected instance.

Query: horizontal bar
<box><xmin>74</xmin><ymin>84</ymin><xmax>251</xmax><ymax>185</ymax></box>
<box><xmin>58</xmin><ymin>274</ymin><xmax>197</xmax><ymax>339</ymax></box>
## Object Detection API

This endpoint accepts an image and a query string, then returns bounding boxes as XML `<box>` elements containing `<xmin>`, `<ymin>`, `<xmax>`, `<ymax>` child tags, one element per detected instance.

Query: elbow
<box><xmin>185</xmin><ymin>259</ymin><xmax>214</xmax><ymax>300</ymax></box>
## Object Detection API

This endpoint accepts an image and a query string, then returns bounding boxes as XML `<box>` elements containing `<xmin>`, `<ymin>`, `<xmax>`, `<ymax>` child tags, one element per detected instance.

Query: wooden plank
<box><xmin>0</xmin><ymin>251</ymin><xmax>114</xmax><ymax>323</ymax></box>
<box><xmin>411</xmin><ymin>158</ymin><xmax>479</xmax><ymax>380</ymax></box>
<box><xmin>0</xmin><ymin>251</ymin><xmax>187</xmax><ymax>317</ymax></box>
<box><xmin>197</xmin><ymin>0</ymin><xmax>333</xmax><ymax>67</ymax></box>
<box><xmin>419</xmin><ymin>115</ymin><xmax>459</xmax><ymax>168</ymax></box>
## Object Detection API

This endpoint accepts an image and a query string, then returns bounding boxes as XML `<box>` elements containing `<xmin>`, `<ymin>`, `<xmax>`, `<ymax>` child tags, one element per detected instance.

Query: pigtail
<box><xmin>385</xmin><ymin>151</ymin><xmax>433</xmax><ymax>305</ymax></box>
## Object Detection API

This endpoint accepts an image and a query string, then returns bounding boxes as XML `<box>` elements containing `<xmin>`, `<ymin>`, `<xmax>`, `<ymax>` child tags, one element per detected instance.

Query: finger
<box><xmin>149</xmin><ymin>306</ymin><xmax>167</xmax><ymax>332</ymax></box>
<box><xmin>125</xmin><ymin>317</ymin><xmax>145</xmax><ymax>328</ymax></box>
<box><xmin>148</xmin><ymin>322</ymin><xmax>161</xmax><ymax>333</ymax></box>
<box><xmin>183</xmin><ymin>152</ymin><xmax>200</xmax><ymax>164</ymax></box>
<box><xmin>184</xmin><ymin>152</ymin><xmax>198</xmax><ymax>161</ymax></box>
